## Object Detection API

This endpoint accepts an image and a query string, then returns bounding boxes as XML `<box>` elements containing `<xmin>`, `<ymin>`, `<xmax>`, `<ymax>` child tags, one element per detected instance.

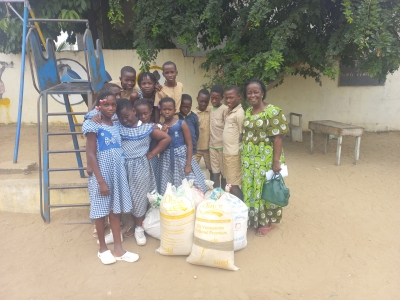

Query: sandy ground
<box><xmin>0</xmin><ymin>125</ymin><xmax>400</xmax><ymax>300</ymax></box>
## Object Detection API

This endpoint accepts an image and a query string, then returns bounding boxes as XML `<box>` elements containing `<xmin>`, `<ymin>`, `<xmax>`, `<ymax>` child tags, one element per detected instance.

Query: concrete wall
<box><xmin>1</xmin><ymin>49</ymin><xmax>400</xmax><ymax>131</ymax></box>
<box><xmin>0</xmin><ymin>49</ymin><xmax>208</xmax><ymax>124</ymax></box>
<box><xmin>268</xmin><ymin>71</ymin><xmax>400</xmax><ymax>132</ymax></box>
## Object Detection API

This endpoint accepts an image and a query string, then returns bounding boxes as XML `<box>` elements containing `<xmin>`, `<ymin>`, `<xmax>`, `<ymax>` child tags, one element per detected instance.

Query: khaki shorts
<box><xmin>223</xmin><ymin>154</ymin><xmax>242</xmax><ymax>186</ymax></box>
<box><xmin>210</xmin><ymin>148</ymin><xmax>224</xmax><ymax>175</ymax></box>
<box><xmin>194</xmin><ymin>149</ymin><xmax>211</xmax><ymax>171</ymax></box>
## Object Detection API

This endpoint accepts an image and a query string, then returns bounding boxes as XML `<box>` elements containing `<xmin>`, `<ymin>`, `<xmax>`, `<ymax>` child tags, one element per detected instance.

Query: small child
<box><xmin>193</xmin><ymin>89</ymin><xmax>212</xmax><ymax>177</ymax></box>
<box><xmin>158</xmin><ymin>97</ymin><xmax>207</xmax><ymax>195</ymax></box>
<box><xmin>109</xmin><ymin>66</ymin><xmax>138</xmax><ymax>102</ymax></box>
<box><xmin>83</xmin><ymin>91</ymin><xmax>137</xmax><ymax>264</ymax></box>
<box><xmin>86</xmin><ymin>82</ymin><xmax>122</xmax><ymax>121</ymax></box>
<box><xmin>209</xmin><ymin>85</ymin><xmax>228</xmax><ymax>188</ymax></box>
<box><xmin>223</xmin><ymin>85</ymin><xmax>245</xmax><ymax>200</ymax></box>
<box><xmin>130</xmin><ymin>72</ymin><xmax>159</xmax><ymax>122</ymax></box>
<box><xmin>179</xmin><ymin>94</ymin><xmax>199</xmax><ymax>155</ymax></box>
<box><xmin>116</xmin><ymin>98</ymin><xmax>170</xmax><ymax>245</ymax></box>
<box><xmin>154</xmin><ymin>61</ymin><xmax>183</xmax><ymax>123</ymax></box>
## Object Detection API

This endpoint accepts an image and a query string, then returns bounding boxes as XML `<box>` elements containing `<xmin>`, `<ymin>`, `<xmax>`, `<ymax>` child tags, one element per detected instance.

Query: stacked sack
<box><xmin>156</xmin><ymin>180</ymin><xmax>195</xmax><ymax>255</ymax></box>
<box><xmin>186</xmin><ymin>193</ymin><xmax>238</xmax><ymax>270</ymax></box>
<box><xmin>150</xmin><ymin>179</ymin><xmax>248</xmax><ymax>271</ymax></box>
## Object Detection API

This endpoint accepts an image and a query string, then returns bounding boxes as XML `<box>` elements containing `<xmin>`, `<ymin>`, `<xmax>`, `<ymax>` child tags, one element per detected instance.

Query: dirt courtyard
<box><xmin>0</xmin><ymin>125</ymin><xmax>399</xmax><ymax>299</ymax></box>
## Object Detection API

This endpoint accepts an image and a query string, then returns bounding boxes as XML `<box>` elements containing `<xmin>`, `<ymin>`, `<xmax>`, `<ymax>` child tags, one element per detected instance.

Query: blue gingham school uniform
<box><xmin>82</xmin><ymin>120</ymin><xmax>132</xmax><ymax>219</ymax></box>
<box><xmin>118</xmin><ymin>122</ymin><xmax>158</xmax><ymax>217</ymax></box>
<box><xmin>158</xmin><ymin>119</ymin><xmax>207</xmax><ymax>195</ymax></box>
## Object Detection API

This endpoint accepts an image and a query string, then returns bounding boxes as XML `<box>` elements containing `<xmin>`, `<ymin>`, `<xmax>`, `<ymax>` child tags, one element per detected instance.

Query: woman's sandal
<box><xmin>123</xmin><ymin>225</ymin><xmax>136</xmax><ymax>238</ymax></box>
<box><xmin>255</xmin><ymin>225</ymin><xmax>275</xmax><ymax>237</ymax></box>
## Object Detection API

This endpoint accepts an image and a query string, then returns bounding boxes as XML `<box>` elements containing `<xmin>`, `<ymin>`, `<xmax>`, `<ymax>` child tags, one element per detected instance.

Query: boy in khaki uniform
<box><xmin>194</xmin><ymin>89</ymin><xmax>212</xmax><ymax>177</ymax></box>
<box><xmin>154</xmin><ymin>61</ymin><xmax>183</xmax><ymax>123</ymax></box>
<box><xmin>109</xmin><ymin>66</ymin><xmax>138</xmax><ymax>100</ymax></box>
<box><xmin>223</xmin><ymin>85</ymin><xmax>245</xmax><ymax>200</ymax></box>
<box><xmin>209</xmin><ymin>85</ymin><xmax>228</xmax><ymax>188</ymax></box>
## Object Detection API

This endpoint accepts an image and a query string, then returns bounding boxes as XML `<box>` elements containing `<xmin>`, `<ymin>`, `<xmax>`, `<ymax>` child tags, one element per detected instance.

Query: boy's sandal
<box><xmin>123</xmin><ymin>225</ymin><xmax>136</xmax><ymax>238</ymax></box>
<box><xmin>98</xmin><ymin>250</ymin><xmax>116</xmax><ymax>265</ymax></box>
<box><xmin>255</xmin><ymin>225</ymin><xmax>275</xmax><ymax>237</ymax></box>
<box><xmin>115</xmin><ymin>251</ymin><xmax>139</xmax><ymax>263</ymax></box>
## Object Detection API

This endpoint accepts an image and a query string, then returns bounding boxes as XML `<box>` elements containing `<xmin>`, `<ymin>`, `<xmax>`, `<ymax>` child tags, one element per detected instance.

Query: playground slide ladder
<box><xmin>6</xmin><ymin>1</ymin><xmax>108</xmax><ymax>223</ymax></box>
<box><xmin>37</xmin><ymin>87</ymin><xmax>92</xmax><ymax>224</ymax></box>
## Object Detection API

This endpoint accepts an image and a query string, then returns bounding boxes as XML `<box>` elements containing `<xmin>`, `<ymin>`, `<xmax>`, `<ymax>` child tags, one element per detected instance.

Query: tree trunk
<box><xmin>87</xmin><ymin>0</ymin><xmax>99</xmax><ymax>42</ymax></box>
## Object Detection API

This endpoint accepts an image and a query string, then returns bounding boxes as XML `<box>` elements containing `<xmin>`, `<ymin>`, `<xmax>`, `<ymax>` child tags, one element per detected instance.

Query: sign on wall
<box><xmin>339</xmin><ymin>63</ymin><xmax>385</xmax><ymax>86</ymax></box>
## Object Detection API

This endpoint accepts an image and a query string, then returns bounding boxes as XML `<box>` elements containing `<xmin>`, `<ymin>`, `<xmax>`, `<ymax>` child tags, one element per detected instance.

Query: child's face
<box><xmin>139</xmin><ymin>76</ymin><xmax>155</xmax><ymax>95</ymax></box>
<box><xmin>180</xmin><ymin>99</ymin><xmax>192</xmax><ymax>116</ymax></box>
<box><xmin>162</xmin><ymin>65</ymin><xmax>178</xmax><ymax>85</ymax></box>
<box><xmin>120</xmin><ymin>71</ymin><xmax>136</xmax><ymax>90</ymax></box>
<box><xmin>117</xmin><ymin>106</ymin><xmax>137</xmax><ymax>127</ymax></box>
<box><xmin>99</xmin><ymin>96</ymin><xmax>117</xmax><ymax>118</ymax></box>
<box><xmin>210</xmin><ymin>92</ymin><xmax>223</xmax><ymax>107</ymax></box>
<box><xmin>136</xmin><ymin>104</ymin><xmax>152</xmax><ymax>123</ymax></box>
<box><xmin>197</xmin><ymin>94</ymin><xmax>210</xmax><ymax>111</ymax></box>
<box><xmin>160</xmin><ymin>102</ymin><xmax>176</xmax><ymax>121</ymax></box>
<box><xmin>110</xmin><ymin>86</ymin><xmax>122</xmax><ymax>99</ymax></box>
<box><xmin>224</xmin><ymin>89</ymin><xmax>241</xmax><ymax>109</ymax></box>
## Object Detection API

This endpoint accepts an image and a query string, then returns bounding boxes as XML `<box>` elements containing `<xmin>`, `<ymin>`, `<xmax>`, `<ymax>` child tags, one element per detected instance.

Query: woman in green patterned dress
<box><xmin>242</xmin><ymin>79</ymin><xmax>289</xmax><ymax>236</ymax></box>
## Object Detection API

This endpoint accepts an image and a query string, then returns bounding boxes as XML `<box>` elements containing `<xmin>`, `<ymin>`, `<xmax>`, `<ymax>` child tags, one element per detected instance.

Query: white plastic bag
<box><xmin>156</xmin><ymin>180</ymin><xmax>195</xmax><ymax>255</ymax></box>
<box><xmin>220</xmin><ymin>192</ymin><xmax>249</xmax><ymax>251</ymax></box>
<box><xmin>143</xmin><ymin>207</ymin><xmax>161</xmax><ymax>239</ymax></box>
<box><xmin>143</xmin><ymin>190</ymin><xmax>163</xmax><ymax>239</ymax></box>
<box><xmin>188</xmin><ymin>179</ymin><xmax>205</xmax><ymax>207</ymax></box>
<box><xmin>186</xmin><ymin>199</ymin><xmax>238</xmax><ymax>270</ymax></box>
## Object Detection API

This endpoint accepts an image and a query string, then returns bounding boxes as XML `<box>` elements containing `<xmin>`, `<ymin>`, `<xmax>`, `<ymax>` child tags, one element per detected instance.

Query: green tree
<box><xmin>127</xmin><ymin>0</ymin><xmax>400</xmax><ymax>90</ymax></box>
<box><xmin>0</xmin><ymin>0</ymin><xmax>134</xmax><ymax>53</ymax></box>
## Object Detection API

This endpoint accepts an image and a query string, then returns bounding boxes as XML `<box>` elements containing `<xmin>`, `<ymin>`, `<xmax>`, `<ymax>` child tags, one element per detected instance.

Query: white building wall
<box><xmin>0</xmin><ymin>49</ymin><xmax>399</xmax><ymax>131</ymax></box>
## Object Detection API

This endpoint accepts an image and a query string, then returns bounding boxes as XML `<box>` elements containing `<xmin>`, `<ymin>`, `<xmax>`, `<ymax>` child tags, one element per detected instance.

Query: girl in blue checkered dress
<box><xmin>134</xmin><ymin>98</ymin><xmax>162</xmax><ymax>193</ymax></box>
<box><xmin>83</xmin><ymin>91</ymin><xmax>138</xmax><ymax>265</ymax></box>
<box><xmin>116</xmin><ymin>98</ymin><xmax>170</xmax><ymax>245</ymax></box>
<box><xmin>158</xmin><ymin>97</ymin><xmax>208</xmax><ymax>195</ymax></box>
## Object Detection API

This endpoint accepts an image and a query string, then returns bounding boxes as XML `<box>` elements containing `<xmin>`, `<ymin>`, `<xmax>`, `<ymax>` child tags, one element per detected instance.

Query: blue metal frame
<box><xmin>13</xmin><ymin>0</ymin><xmax>29</xmax><ymax>163</ymax></box>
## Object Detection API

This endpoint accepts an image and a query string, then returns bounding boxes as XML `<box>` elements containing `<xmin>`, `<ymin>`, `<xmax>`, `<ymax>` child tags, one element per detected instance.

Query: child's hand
<box><xmin>91</xmin><ymin>114</ymin><xmax>102</xmax><ymax>124</ymax></box>
<box><xmin>155</xmin><ymin>83</ymin><xmax>162</xmax><ymax>92</ymax></box>
<box><xmin>146</xmin><ymin>152</ymin><xmax>155</xmax><ymax>160</ymax></box>
<box><xmin>86</xmin><ymin>165</ymin><xmax>93</xmax><ymax>176</ymax></box>
<box><xmin>98</xmin><ymin>180</ymin><xmax>110</xmax><ymax>196</ymax></box>
<box><xmin>161</xmin><ymin>124</ymin><xmax>169</xmax><ymax>133</ymax></box>
<box><xmin>184</xmin><ymin>164</ymin><xmax>192</xmax><ymax>176</ymax></box>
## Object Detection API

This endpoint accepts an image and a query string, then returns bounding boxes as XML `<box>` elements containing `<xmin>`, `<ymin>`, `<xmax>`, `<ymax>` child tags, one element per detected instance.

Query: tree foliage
<box><xmin>126</xmin><ymin>0</ymin><xmax>400</xmax><ymax>89</ymax></box>
<box><xmin>0</xmin><ymin>0</ymin><xmax>133</xmax><ymax>53</ymax></box>
<box><xmin>0</xmin><ymin>0</ymin><xmax>90</xmax><ymax>53</ymax></box>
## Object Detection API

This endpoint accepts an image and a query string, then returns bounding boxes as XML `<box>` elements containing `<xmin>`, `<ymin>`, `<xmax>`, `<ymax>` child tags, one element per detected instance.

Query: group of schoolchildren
<box><xmin>83</xmin><ymin>61</ymin><xmax>245</xmax><ymax>265</ymax></box>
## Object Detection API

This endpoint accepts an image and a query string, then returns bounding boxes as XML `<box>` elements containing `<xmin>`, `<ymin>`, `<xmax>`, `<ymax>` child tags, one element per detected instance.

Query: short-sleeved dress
<box><xmin>82</xmin><ymin>120</ymin><xmax>133</xmax><ymax>219</ymax></box>
<box><xmin>158</xmin><ymin>119</ymin><xmax>207</xmax><ymax>195</ymax></box>
<box><xmin>241</xmin><ymin>104</ymin><xmax>289</xmax><ymax>228</ymax></box>
<box><xmin>118</xmin><ymin>121</ymin><xmax>158</xmax><ymax>217</ymax></box>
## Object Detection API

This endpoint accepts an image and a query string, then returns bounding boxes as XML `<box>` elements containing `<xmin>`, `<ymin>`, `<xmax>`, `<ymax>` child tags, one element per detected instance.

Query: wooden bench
<box><xmin>308</xmin><ymin>120</ymin><xmax>364</xmax><ymax>166</ymax></box>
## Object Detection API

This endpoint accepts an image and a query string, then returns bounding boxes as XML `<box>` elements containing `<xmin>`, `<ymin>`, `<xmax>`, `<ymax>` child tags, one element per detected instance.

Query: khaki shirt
<box><xmin>223</xmin><ymin>104</ymin><xmax>245</xmax><ymax>155</ymax></box>
<box><xmin>209</xmin><ymin>104</ymin><xmax>228</xmax><ymax>149</ymax></box>
<box><xmin>194</xmin><ymin>106</ymin><xmax>211</xmax><ymax>151</ymax></box>
<box><xmin>109</xmin><ymin>80</ymin><xmax>139</xmax><ymax>99</ymax></box>
<box><xmin>154</xmin><ymin>82</ymin><xmax>183</xmax><ymax>109</ymax></box>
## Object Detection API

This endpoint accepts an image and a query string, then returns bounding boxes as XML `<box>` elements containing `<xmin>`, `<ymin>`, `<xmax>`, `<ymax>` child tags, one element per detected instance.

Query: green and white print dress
<box><xmin>241</xmin><ymin>104</ymin><xmax>289</xmax><ymax>228</ymax></box>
